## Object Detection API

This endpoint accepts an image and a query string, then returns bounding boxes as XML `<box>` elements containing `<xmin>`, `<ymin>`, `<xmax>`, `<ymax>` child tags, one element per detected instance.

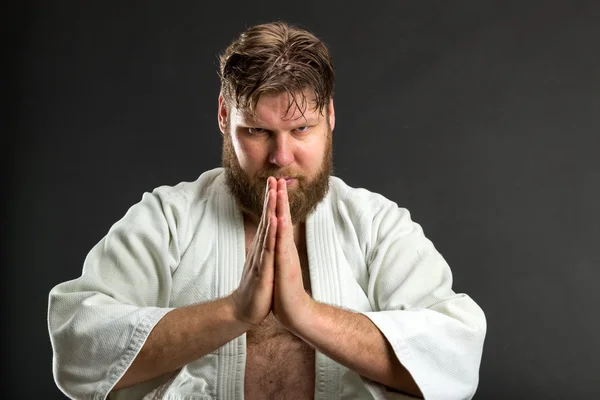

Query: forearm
<box><xmin>291</xmin><ymin>301</ymin><xmax>422</xmax><ymax>397</ymax></box>
<box><xmin>114</xmin><ymin>295</ymin><xmax>251</xmax><ymax>391</ymax></box>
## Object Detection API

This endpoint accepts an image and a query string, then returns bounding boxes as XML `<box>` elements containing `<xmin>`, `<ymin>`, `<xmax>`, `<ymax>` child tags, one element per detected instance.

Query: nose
<box><xmin>268</xmin><ymin>134</ymin><xmax>294</xmax><ymax>167</ymax></box>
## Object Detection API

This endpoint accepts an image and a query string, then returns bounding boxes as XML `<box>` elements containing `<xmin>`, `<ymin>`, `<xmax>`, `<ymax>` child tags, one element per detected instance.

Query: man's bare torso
<box><xmin>243</xmin><ymin>222</ymin><xmax>315</xmax><ymax>400</ymax></box>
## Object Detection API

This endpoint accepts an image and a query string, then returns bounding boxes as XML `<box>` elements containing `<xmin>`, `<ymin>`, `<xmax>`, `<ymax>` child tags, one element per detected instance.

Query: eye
<box><xmin>295</xmin><ymin>126</ymin><xmax>310</xmax><ymax>133</ymax></box>
<box><xmin>247</xmin><ymin>127</ymin><xmax>268</xmax><ymax>134</ymax></box>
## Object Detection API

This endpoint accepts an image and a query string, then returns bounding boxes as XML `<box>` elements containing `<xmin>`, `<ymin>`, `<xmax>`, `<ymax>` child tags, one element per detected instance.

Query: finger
<box><xmin>260</xmin><ymin>212</ymin><xmax>277</xmax><ymax>284</ymax></box>
<box><xmin>262</xmin><ymin>214</ymin><xmax>278</xmax><ymax>255</ymax></box>
<box><xmin>263</xmin><ymin>176</ymin><xmax>275</xmax><ymax>209</ymax></box>
<box><xmin>276</xmin><ymin>179</ymin><xmax>292</xmax><ymax>241</ymax></box>
<box><xmin>275</xmin><ymin>181</ymin><xmax>300</xmax><ymax>281</ymax></box>
<box><xmin>253</xmin><ymin>177</ymin><xmax>275</xmax><ymax>248</ymax></box>
<box><xmin>281</xmin><ymin>179</ymin><xmax>292</xmax><ymax>226</ymax></box>
<box><xmin>265</xmin><ymin>178</ymin><xmax>278</xmax><ymax>228</ymax></box>
<box><xmin>259</xmin><ymin>177</ymin><xmax>274</xmax><ymax>225</ymax></box>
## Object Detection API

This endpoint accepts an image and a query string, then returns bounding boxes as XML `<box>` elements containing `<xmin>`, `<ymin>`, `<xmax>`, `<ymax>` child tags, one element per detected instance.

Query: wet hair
<box><xmin>219</xmin><ymin>21</ymin><xmax>335</xmax><ymax>117</ymax></box>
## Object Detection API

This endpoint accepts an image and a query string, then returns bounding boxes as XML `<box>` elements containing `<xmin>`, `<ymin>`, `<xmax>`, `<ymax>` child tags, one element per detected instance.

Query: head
<box><xmin>218</xmin><ymin>22</ymin><xmax>336</xmax><ymax>224</ymax></box>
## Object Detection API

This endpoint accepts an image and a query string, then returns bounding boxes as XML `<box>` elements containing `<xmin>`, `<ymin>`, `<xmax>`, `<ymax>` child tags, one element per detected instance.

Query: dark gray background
<box><xmin>8</xmin><ymin>1</ymin><xmax>600</xmax><ymax>398</ymax></box>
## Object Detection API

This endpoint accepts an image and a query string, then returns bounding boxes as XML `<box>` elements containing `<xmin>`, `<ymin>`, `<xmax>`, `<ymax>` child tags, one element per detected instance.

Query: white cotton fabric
<box><xmin>48</xmin><ymin>168</ymin><xmax>486</xmax><ymax>400</ymax></box>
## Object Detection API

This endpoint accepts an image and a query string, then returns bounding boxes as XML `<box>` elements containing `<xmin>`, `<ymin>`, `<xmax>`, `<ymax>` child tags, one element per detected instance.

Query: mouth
<box><xmin>274</xmin><ymin>176</ymin><xmax>296</xmax><ymax>185</ymax></box>
<box><xmin>260</xmin><ymin>175</ymin><xmax>299</xmax><ymax>185</ymax></box>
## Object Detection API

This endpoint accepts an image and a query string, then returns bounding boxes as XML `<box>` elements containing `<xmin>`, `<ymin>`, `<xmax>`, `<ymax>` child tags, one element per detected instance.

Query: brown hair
<box><xmin>219</xmin><ymin>21</ymin><xmax>335</xmax><ymax>117</ymax></box>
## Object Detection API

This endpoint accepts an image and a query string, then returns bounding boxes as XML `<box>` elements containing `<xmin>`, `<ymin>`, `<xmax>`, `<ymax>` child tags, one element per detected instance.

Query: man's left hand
<box><xmin>272</xmin><ymin>178</ymin><xmax>315</xmax><ymax>332</ymax></box>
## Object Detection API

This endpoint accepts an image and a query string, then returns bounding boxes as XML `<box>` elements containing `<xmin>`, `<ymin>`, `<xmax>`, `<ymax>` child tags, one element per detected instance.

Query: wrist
<box><xmin>287</xmin><ymin>295</ymin><xmax>319</xmax><ymax>337</ymax></box>
<box><xmin>223</xmin><ymin>294</ymin><xmax>254</xmax><ymax>331</ymax></box>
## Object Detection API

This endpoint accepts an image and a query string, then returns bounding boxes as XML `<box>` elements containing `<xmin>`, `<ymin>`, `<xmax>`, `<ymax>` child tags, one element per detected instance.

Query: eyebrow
<box><xmin>239</xmin><ymin>115</ymin><xmax>320</xmax><ymax>127</ymax></box>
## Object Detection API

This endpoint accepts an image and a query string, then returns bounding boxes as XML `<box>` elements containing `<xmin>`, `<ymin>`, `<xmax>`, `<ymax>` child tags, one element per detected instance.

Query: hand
<box><xmin>272</xmin><ymin>178</ymin><xmax>315</xmax><ymax>331</ymax></box>
<box><xmin>230</xmin><ymin>177</ymin><xmax>278</xmax><ymax>326</ymax></box>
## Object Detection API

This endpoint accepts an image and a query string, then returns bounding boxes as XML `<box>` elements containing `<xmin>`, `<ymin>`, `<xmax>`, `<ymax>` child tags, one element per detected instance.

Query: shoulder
<box><xmin>151</xmin><ymin>167</ymin><xmax>225</xmax><ymax>205</ymax></box>
<box><xmin>323</xmin><ymin>176</ymin><xmax>422</xmax><ymax>255</ymax></box>
<box><xmin>121</xmin><ymin>168</ymin><xmax>225</xmax><ymax>239</ymax></box>
<box><xmin>325</xmin><ymin>175</ymin><xmax>408</xmax><ymax>223</ymax></box>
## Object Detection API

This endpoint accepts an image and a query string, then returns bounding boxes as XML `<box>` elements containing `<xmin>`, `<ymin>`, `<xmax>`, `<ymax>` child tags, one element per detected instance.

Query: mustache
<box><xmin>256</xmin><ymin>170</ymin><xmax>304</xmax><ymax>181</ymax></box>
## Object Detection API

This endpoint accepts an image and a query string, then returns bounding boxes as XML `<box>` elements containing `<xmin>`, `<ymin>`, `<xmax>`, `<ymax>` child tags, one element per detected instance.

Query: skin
<box><xmin>219</xmin><ymin>89</ymin><xmax>333</xmax><ymax>226</ymax></box>
<box><xmin>113</xmin><ymin>91</ymin><xmax>422</xmax><ymax>398</ymax></box>
<box><xmin>220</xmin><ymin>91</ymin><xmax>422</xmax><ymax>397</ymax></box>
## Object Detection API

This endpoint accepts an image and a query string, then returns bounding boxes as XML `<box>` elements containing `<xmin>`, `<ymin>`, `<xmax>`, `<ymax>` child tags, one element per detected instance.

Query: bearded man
<box><xmin>48</xmin><ymin>21</ymin><xmax>486</xmax><ymax>400</ymax></box>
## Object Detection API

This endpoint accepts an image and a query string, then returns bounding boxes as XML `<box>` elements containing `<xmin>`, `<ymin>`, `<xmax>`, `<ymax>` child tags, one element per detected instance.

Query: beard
<box><xmin>222</xmin><ymin>129</ymin><xmax>333</xmax><ymax>224</ymax></box>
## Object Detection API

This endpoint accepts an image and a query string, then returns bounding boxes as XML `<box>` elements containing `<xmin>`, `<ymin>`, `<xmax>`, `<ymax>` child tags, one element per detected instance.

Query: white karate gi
<box><xmin>48</xmin><ymin>168</ymin><xmax>486</xmax><ymax>400</ymax></box>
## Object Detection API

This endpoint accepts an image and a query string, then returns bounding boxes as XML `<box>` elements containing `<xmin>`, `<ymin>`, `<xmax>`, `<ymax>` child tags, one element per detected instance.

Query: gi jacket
<box><xmin>48</xmin><ymin>168</ymin><xmax>486</xmax><ymax>400</ymax></box>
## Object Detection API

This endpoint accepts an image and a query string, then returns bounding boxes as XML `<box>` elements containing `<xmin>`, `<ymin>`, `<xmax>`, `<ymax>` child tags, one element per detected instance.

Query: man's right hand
<box><xmin>230</xmin><ymin>176</ymin><xmax>278</xmax><ymax>326</ymax></box>
<box><xmin>112</xmin><ymin>177</ymin><xmax>278</xmax><ymax>391</ymax></box>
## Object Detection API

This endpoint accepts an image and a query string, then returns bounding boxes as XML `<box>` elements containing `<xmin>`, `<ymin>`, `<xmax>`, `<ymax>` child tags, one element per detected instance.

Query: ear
<box><xmin>218</xmin><ymin>93</ymin><xmax>228</xmax><ymax>135</ymax></box>
<box><xmin>327</xmin><ymin>98</ymin><xmax>335</xmax><ymax>131</ymax></box>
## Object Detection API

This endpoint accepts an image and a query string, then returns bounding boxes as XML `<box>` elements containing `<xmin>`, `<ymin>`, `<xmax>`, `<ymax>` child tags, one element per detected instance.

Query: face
<box><xmin>218</xmin><ymin>90</ymin><xmax>336</xmax><ymax>224</ymax></box>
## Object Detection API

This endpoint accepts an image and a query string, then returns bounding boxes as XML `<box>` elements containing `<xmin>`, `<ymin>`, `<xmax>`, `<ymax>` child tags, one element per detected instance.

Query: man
<box><xmin>48</xmin><ymin>21</ymin><xmax>486</xmax><ymax>400</ymax></box>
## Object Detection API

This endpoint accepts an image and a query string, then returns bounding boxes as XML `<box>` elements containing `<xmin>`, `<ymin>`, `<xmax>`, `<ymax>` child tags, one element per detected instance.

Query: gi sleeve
<box><xmin>47</xmin><ymin>189</ymin><xmax>183</xmax><ymax>400</ymax></box>
<box><xmin>360</xmin><ymin>199</ymin><xmax>486</xmax><ymax>400</ymax></box>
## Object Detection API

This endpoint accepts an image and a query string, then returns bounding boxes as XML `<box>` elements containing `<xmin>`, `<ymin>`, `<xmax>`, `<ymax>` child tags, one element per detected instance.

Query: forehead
<box><xmin>235</xmin><ymin>90</ymin><xmax>323</xmax><ymax>125</ymax></box>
